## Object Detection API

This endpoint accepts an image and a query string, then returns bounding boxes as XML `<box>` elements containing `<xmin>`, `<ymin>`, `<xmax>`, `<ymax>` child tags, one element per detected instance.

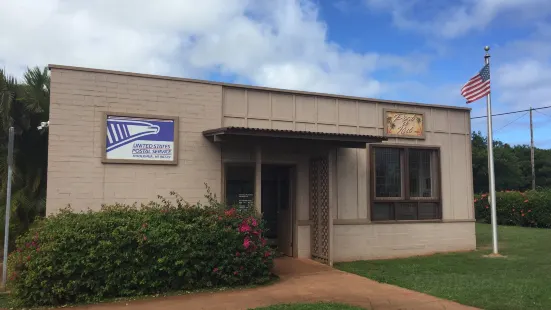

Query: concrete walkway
<box><xmin>74</xmin><ymin>258</ymin><xmax>478</xmax><ymax>310</ymax></box>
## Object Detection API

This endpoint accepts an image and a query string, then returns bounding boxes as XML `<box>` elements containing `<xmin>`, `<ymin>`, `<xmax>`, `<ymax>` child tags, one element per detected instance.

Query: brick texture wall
<box><xmin>333</xmin><ymin>222</ymin><xmax>476</xmax><ymax>262</ymax></box>
<box><xmin>47</xmin><ymin>67</ymin><xmax>223</xmax><ymax>214</ymax></box>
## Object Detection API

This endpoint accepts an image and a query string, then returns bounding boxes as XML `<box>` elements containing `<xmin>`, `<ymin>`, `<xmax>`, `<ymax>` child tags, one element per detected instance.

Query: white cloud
<box><xmin>495</xmin><ymin>60</ymin><xmax>551</xmax><ymax>109</ymax></box>
<box><xmin>493</xmin><ymin>23</ymin><xmax>551</xmax><ymax>110</ymax></box>
<box><xmin>0</xmin><ymin>0</ymin><xmax>428</xmax><ymax>98</ymax></box>
<box><xmin>364</xmin><ymin>0</ymin><xmax>551</xmax><ymax>38</ymax></box>
<box><xmin>361</xmin><ymin>0</ymin><xmax>551</xmax><ymax>109</ymax></box>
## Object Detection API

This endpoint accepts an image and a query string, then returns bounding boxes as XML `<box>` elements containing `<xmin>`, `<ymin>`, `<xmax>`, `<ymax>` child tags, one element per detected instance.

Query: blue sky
<box><xmin>1</xmin><ymin>0</ymin><xmax>551</xmax><ymax>147</ymax></box>
<box><xmin>319</xmin><ymin>0</ymin><xmax>551</xmax><ymax>147</ymax></box>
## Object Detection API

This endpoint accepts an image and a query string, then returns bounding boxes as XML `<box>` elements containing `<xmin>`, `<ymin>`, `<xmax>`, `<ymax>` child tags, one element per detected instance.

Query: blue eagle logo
<box><xmin>106</xmin><ymin>118</ymin><xmax>160</xmax><ymax>151</ymax></box>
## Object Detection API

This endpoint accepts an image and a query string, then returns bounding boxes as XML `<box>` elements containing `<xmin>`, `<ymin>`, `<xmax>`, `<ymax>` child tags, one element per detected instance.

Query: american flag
<box><xmin>461</xmin><ymin>64</ymin><xmax>491</xmax><ymax>103</ymax></box>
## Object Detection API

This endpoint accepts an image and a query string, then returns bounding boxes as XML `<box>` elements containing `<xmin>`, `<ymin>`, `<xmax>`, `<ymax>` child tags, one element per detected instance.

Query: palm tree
<box><xmin>0</xmin><ymin>67</ymin><xmax>49</xmax><ymax>250</ymax></box>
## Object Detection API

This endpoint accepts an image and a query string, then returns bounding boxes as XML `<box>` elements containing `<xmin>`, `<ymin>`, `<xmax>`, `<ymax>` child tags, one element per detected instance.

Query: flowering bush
<box><xmin>7</xmin><ymin>191</ymin><xmax>275</xmax><ymax>307</ymax></box>
<box><xmin>474</xmin><ymin>189</ymin><xmax>551</xmax><ymax>228</ymax></box>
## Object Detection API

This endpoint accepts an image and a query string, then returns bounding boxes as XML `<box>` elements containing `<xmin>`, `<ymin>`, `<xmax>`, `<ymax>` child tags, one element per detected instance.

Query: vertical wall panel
<box><xmin>432</xmin><ymin>109</ymin><xmax>448</xmax><ymax>132</ymax></box>
<box><xmin>430</xmin><ymin>132</ymin><xmax>453</xmax><ymax>219</ymax></box>
<box><xmin>451</xmin><ymin>134</ymin><xmax>470</xmax><ymax>220</ymax></box>
<box><xmin>247</xmin><ymin>90</ymin><xmax>270</xmax><ymax>119</ymax></box>
<box><xmin>337</xmin><ymin>149</ymin><xmax>359</xmax><ymax>219</ymax></box>
<box><xmin>357</xmin><ymin>148</ymin><xmax>368</xmax><ymax>219</ymax></box>
<box><xmin>359</xmin><ymin>103</ymin><xmax>377</xmax><ymax>127</ymax></box>
<box><xmin>223</xmin><ymin>88</ymin><xmax>246</xmax><ymax>116</ymax></box>
<box><xmin>271</xmin><ymin>93</ymin><xmax>294</xmax><ymax>120</ymax></box>
<box><xmin>338</xmin><ymin>99</ymin><xmax>357</xmax><ymax>126</ymax></box>
<box><xmin>295</xmin><ymin>96</ymin><xmax>316</xmax><ymax>122</ymax></box>
<box><xmin>317</xmin><ymin>98</ymin><xmax>337</xmax><ymax>124</ymax></box>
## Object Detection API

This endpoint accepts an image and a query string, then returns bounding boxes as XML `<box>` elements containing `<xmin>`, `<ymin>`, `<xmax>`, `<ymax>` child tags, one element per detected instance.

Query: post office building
<box><xmin>47</xmin><ymin>64</ymin><xmax>476</xmax><ymax>265</ymax></box>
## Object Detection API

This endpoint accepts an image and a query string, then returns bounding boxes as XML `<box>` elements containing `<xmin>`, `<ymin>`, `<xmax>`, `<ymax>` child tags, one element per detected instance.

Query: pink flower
<box><xmin>213</xmin><ymin>267</ymin><xmax>219</xmax><ymax>273</ymax></box>
<box><xmin>474</xmin><ymin>198</ymin><xmax>478</xmax><ymax>203</ymax></box>
<box><xmin>512</xmin><ymin>208</ymin><xmax>515</xmax><ymax>212</ymax></box>
<box><xmin>252</xmin><ymin>230</ymin><xmax>260</xmax><ymax>236</ymax></box>
<box><xmin>481</xmin><ymin>193</ymin><xmax>488</xmax><ymax>198</ymax></box>
<box><xmin>143</xmin><ymin>235</ymin><xmax>147</xmax><ymax>241</ymax></box>
<box><xmin>239</xmin><ymin>222</ymin><xmax>251</xmax><ymax>233</ymax></box>
<box><xmin>218</xmin><ymin>216</ymin><xmax>223</xmax><ymax>220</ymax></box>
<box><xmin>250</xmin><ymin>217</ymin><xmax>258</xmax><ymax>227</ymax></box>
<box><xmin>236</xmin><ymin>251</ymin><xmax>240</xmax><ymax>257</ymax></box>
<box><xmin>243</xmin><ymin>237</ymin><xmax>251</xmax><ymax>249</ymax></box>
<box><xmin>234</xmin><ymin>271</ymin><xmax>238</xmax><ymax>275</ymax></box>
<box><xmin>261</xmin><ymin>238</ymin><xmax>267</xmax><ymax>246</ymax></box>
<box><xmin>485</xmin><ymin>206</ymin><xmax>489</xmax><ymax>209</ymax></box>
<box><xmin>27</xmin><ymin>255</ymin><xmax>31</xmax><ymax>261</ymax></box>
<box><xmin>524</xmin><ymin>200</ymin><xmax>529</xmax><ymax>203</ymax></box>
<box><xmin>528</xmin><ymin>210</ymin><xmax>532</xmax><ymax>212</ymax></box>
<box><xmin>522</xmin><ymin>214</ymin><xmax>525</xmax><ymax>217</ymax></box>
<box><xmin>264</xmin><ymin>251</ymin><xmax>271</xmax><ymax>258</ymax></box>
<box><xmin>225</xmin><ymin>208</ymin><xmax>236</xmax><ymax>217</ymax></box>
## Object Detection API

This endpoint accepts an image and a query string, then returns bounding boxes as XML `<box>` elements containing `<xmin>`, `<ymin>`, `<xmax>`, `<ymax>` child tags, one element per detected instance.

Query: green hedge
<box><xmin>7</xmin><ymin>191</ymin><xmax>275</xmax><ymax>307</ymax></box>
<box><xmin>475</xmin><ymin>189</ymin><xmax>551</xmax><ymax>227</ymax></box>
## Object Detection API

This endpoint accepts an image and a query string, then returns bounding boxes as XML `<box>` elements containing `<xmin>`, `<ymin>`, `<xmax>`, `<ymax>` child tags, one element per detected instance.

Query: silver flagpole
<box><xmin>485</xmin><ymin>46</ymin><xmax>499</xmax><ymax>255</ymax></box>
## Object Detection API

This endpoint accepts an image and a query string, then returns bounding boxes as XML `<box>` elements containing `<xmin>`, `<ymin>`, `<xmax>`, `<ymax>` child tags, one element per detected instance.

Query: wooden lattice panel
<box><xmin>310</xmin><ymin>159</ymin><xmax>320</xmax><ymax>258</ymax></box>
<box><xmin>319</xmin><ymin>158</ymin><xmax>329</xmax><ymax>264</ymax></box>
<box><xmin>310</xmin><ymin>157</ymin><xmax>330</xmax><ymax>265</ymax></box>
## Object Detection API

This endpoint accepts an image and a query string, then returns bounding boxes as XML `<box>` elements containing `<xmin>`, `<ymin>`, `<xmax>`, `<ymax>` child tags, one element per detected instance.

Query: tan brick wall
<box><xmin>333</xmin><ymin>222</ymin><xmax>476</xmax><ymax>262</ymax></box>
<box><xmin>47</xmin><ymin>68</ymin><xmax>223</xmax><ymax>214</ymax></box>
<box><xmin>47</xmin><ymin>65</ymin><xmax>476</xmax><ymax>262</ymax></box>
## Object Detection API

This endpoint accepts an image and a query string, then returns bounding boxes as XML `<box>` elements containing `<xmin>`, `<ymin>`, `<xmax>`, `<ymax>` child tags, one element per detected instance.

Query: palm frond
<box><xmin>0</xmin><ymin>69</ymin><xmax>17</xmax><ymax>132</ymax></box>
<box><xmin>23</xmin><ymin>67</ymin><xmax>50</xmax><ymax>114</ymax></box>
<box><xmin>0</xmin><ymin>67</ymin><xmax>49</xmax><ymax>249</ymax></box>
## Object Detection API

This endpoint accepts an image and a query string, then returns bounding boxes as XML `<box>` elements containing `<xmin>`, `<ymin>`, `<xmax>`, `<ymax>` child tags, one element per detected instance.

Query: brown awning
<box><xmin>202</xmin><ymin>127</ymin><xmax>386</xmax><ymax>148</ymax></box>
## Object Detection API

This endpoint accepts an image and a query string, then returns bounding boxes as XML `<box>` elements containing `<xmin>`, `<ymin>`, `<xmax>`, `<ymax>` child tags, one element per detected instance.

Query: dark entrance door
<box><xmin>225</xmin><ymin>165</ymin><xmax>255</xmax><ymax>211</ymax></box>
<box><xmin>262</xmin><ymin>165</ymin><xmax>293</xmax><ymax>257</ymax></box>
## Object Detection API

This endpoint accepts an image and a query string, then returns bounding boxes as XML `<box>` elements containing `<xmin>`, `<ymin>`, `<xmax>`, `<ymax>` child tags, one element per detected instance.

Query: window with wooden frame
<box><xmin>370</xmin><ymin>145</ymin><xmax>441</xmax><ymax>221</ymax></box>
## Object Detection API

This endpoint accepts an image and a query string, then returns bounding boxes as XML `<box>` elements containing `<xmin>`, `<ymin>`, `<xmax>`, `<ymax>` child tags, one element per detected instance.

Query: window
<box><xmin>371</xmin><ymin>146</ymin><xmax>440</xmax><ymax>221</ymax></box>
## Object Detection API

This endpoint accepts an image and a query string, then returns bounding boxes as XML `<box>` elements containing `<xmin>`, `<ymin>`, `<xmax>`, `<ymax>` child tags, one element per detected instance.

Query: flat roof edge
<box><xmin>48</xmin><ymin>64</ymin><xmax>471</xmax><ymax>112</ymax></box>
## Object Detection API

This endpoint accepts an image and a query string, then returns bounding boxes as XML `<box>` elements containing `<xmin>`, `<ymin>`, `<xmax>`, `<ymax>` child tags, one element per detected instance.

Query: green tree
<box><xmin>0</xmin><ymin>67</ymin><xmax>49</xmax><ymax>250</ymax></box>
<box><xmin>471</xmin><ymin>131</ymin><xmax>489</xmax><ymax>193</ymax></box>
<box><xmin>472</xmin><ymin>131</ymin><xmax>551</xmax><ymax>193</ymax></box>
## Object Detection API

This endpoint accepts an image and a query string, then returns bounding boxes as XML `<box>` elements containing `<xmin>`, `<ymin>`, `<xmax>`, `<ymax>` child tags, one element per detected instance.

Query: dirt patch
<box><xmin>63</xmin><ymin>258</ymin><xmax>478</xmax><ymax>310</ymax></box>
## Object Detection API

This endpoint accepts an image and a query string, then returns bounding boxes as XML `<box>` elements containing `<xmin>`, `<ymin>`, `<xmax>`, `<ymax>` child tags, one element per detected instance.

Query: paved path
<box><xmin>74</xmin><ymin>258</ymin><xmax>477</xmax><ymax>310</ymax></box>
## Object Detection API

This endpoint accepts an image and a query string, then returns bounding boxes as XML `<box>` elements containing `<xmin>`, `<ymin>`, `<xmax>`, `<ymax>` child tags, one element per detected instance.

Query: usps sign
<box><xmin>102</xmin><ymin>113</ymin><xmax>178</xmax><ymax>165</ymax></box>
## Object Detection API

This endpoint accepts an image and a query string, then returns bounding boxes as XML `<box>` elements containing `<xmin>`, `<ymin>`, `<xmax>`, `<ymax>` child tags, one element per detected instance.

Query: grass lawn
<box><xmin>336</xmin><ymin>223</ymin><xmax>551</xmax><ymax>310</ymax></box>
<box><xmin>252</xmin><ymin>303</ymin><xmax>363</xmax><ymax>309</ymax></box>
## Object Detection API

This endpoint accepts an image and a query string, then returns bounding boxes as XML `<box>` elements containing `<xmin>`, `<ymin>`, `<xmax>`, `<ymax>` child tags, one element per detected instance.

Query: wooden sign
<box><xmin>384</xmin><ymin>109</ymin><xmax>425</xmax><ymax>139</ymax></box>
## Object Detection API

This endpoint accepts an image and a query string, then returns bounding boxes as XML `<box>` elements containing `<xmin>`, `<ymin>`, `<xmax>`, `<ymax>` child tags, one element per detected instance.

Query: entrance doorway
<box><xmin>262</xmin><ymin>165</ymin><xmax>293</xmax><ymax>257</ymax></box>
<box><xmin>224</xmin><ymin>163</ymin><xmax>294</xmax><ymax>257</ymax></box>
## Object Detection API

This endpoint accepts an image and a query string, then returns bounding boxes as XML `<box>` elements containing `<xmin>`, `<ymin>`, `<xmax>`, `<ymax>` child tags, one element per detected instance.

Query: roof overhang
<box><xmin>202</xmin><ymin>127</ymin><xmax>387</xmax><ymax>148</ymax></box>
